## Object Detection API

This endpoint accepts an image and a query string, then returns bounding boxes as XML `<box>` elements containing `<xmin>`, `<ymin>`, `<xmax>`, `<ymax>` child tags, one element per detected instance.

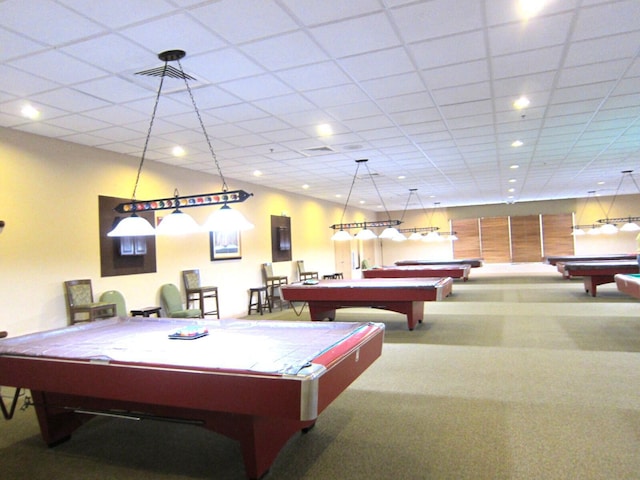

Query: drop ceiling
<box><xmin>1</xmin><ymin>0</ymin><xmax>639</xmax><ymax>212</ymax></box>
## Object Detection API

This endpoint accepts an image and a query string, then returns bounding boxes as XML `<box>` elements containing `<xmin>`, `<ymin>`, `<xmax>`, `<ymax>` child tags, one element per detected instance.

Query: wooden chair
<box><xmin>182</xmin><ymin>269</ymin><xmax>219</xmax><ymax>318</ymax></box>
<box><xmin>296</xmin><ymin>260</ymin><xmax>319</xmax><ymax>281</ymax></box>
<box><xmin>160</xmin><ymin>283</ymin><xmax>201</xmax><ymax>318</ymax></box>
<box><xmin>262</xmin><ymin>262</ymin><xmax>288</xmax><ymax>310</ymax></box>
<box><xmin>64</xmin><ymin>279</ymin><xmax>116</xmax><ymax>325</ymax></box>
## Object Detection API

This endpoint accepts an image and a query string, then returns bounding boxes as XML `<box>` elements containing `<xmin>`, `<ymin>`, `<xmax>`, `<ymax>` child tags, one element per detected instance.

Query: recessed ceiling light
<box><xmin>316</xmin><ymin>123</ymin><xmax>333</xmax><ymax>137</ymax></box>
<box><xmin>253</xmin><ymin>170</ymin><xmax>262</xmax><ymax>177</ymax></box>
<box><xmin>335</xmin><ymin>194</ymin><xmax>342</xmax><ymax>198</ymax></box>
<box><xmin>359</xmin><ymin>200</ymin><xmax>365</xmax><ymax>204</ymax></box>
<box><xmin>597</xmin><ymin>181</ymin><xmax>605</xmax><ymax>185</ymax></box>
<box><xmin>302</xmin><ymin>184</ymin><xmax>309</xmax><ymax>190</ymax></box>
<box><xmin>509</xmin><ymin>178</ymin><xmax>517</xmax><ymax>183</ymax></box>
<box><xmin>171</xmin><ymin>146</ymin><xmax>186</xmax><ymax>157</ymax></box>
<box><xmin>510</xmin><ymin>164</ymin><xmax>520</xmax><ymax>169</ymax></box>
<box><xmin>511</xmin><ymin>140</ymin><xmax>524</xmax><ymax>147</ymax></box>
<box><xmin>518</xmin><ymin>0</ymin><xmax>546</xmax><ymax>19</ymax></box>
<box><xmin>513</xmin><ymin>96</ymin><xmax>530</xmax><ymax>110</ymax></box>
<box><xmin>508</xmin><ymin>188</ymin><xmax>515</xmax><ymax>193</ymax></box>
<box><xmin>21</xmin><ymin>104</ymin><xmax>40</xmax><ymax>120</ymax></box>
<box><xmin>397</xmin><ymin>175</ymin><xmax>406</xmax><ymax>180</ymax></box>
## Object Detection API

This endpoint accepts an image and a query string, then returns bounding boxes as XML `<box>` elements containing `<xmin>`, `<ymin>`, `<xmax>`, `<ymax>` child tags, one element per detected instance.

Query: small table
<box><xmin>130</xmin><ymin>306</ymin><xmax>162</xmax><ymax>317</ymax></box>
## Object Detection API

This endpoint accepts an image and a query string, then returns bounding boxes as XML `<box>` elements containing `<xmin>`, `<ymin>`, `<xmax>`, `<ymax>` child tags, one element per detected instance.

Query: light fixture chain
<box><xmin>177</xmin><ymin>58</ymin><xmax>228</xmax><ymax>192</ymax></box>
<box><xmin>364</xmin><ymin>161</ymin><xmax>392</xmax><ymax>220</ymax></box>
<box><xmin>339</xmin><ymin>160</ymin><xmax>362</xmax><ymax>224</ymax></box>
<box><xmin>132</xmin><ymin>62</ymin><xmax>167</xmax><ymax>201</ymax></box>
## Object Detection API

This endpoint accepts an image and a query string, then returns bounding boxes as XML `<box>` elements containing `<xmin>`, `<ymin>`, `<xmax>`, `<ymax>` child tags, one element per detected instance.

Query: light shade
<box><xmin>408</xmin><ymin>231</ymin><xmax>423</xmax><ymax>241</ymax></box>
<box><xmin>600</xmin><ymin>223</ymin><xmax>618</xmax><ymax>234</ymax></box>
<box><xmin>155</xmin><ymin>210</ymin><xmax>201</xmax><ymax>235</ymax></box>
<box><xmin>355</xmin><ymin>228</ymin><xmax>377</xmax><ymax>240</ymax></box>
<box><xmin>107</xmin><ymin>214</ymin><xmax>155</xmax><ymax>237</ymax></box>
<box><xmin>620</xmin><ymin>221</ymin><xmax>640</xmax><ymax>232</ymax></box>
<box><xmin>587</xmin><ymin>226</ymin><xmax>601</xmax><ymax>235</ymax></box>
<box><xmin>202</xmin><ymin>204</ymin><xmax>254</xmax><ymax>232</ymax></box>
<box><xmin>331</xmin><ymin>229</ymin><xmax>352</xmax><ymax>241</ymax></box>
<box><xmin>571</xmin><ymin>228</ymin><xmax>585</xmax><ymax>236</ymax></box>
<box><xmin>423</xmin><ymin>231</ymin><xmax>440</xmax><ymax>242</ymax></box>
<box><xmin>379</xmin><ymin>226</ymin><xmax>401</xmax><ymax>239</ymax></box>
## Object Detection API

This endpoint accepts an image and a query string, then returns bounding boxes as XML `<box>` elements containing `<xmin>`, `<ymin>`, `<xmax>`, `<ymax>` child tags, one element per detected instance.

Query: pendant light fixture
<box><xmin>108</xmin><ymin>50</ymin><xmax>253</xmax><ymax>237</ymax></box>
<box><xmin>329</xmin><ymin>159</ymin><xmax>402</xmax><ymax>240</ymax></box>
<box><xmin>595</xmin><ymin>170</ymin><xmax>640</xmax><ymax>233</ymax></box>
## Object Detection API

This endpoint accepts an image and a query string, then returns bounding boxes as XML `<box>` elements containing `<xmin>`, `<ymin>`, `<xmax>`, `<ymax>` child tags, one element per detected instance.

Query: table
<box><xmin>615</xmin><ymin>273</ymin><xmax>640</xmax><ymax>300</ymax></box>
<box><xmin>395</xmin><ymin>258</ymin><xmax>484</xmax><ymax>268</ymax></box>
<box><xmin>0</xmin><ymin>317</ymin><xmax>384</xmax><ymax>479</ymax></box>
<box><xmin>129</xmin><ymin>306</ymin><xmax>161</xmax><ymax>317</ymax></box>
<box><xmin>558</xmin><ymin>261</ymin><xmax>640</xmax><ymax>296</ymax></box>
<box><xmin>544</xmin><ymin>253</ymin><xmax>637</xmax><ymax>266</ymax></box>
<box><xmin>363</xmin><ymin>264</ymin><xmax>471</xmax><ymax>281</ymax></box>
<box><xmin>281</xmin><ymin>277</ymin><xmax>453</xmax><ymax>331</ymax></box>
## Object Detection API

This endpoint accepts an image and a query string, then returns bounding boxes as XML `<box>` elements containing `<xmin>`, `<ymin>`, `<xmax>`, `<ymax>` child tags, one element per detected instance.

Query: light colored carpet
<box><xmin>1</xmin><ymin>263</ymin><xmax>639</xmax><ymax>479</ymax></box>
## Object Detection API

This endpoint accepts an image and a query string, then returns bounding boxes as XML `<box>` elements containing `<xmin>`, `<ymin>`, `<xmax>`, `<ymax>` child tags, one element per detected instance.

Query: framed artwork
<box><xmin>210</xmin><ymin>230</ymin><xmax>242</xmax><ymax>260</ymax></box>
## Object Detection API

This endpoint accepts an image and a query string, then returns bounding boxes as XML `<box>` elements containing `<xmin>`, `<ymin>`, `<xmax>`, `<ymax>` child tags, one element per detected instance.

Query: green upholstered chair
<box><xmin>99</xmin><ymin>290</ymin><xmax>127</xmax><ymax>317</ymax></box>
<box><xmin>64</xmin><ymin>279</ymin><xmax>117</xmax><ymax>325</ymax></box>
<box><xmin>296</xmin><ymin>260</ymin><xmax>318</xmax><ymax>281</ymax></box>
<box><xmin>160</xmin><ymin>284</ymin><xmax>201</xmax><ymax>318</ymax></box>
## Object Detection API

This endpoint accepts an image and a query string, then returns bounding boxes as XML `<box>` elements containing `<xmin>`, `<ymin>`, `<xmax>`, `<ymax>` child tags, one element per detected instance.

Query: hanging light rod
<box><xmin>329</xmin><ymin>159</ymin><xmax>403</xmax><ymax>240</ymax></box>
<box><xmin>108</xmin><ymin>49</ymin><xmax>254</xmax><ymax>237</ymax></box>
<box><xmin>114</xmin><ymin>190</ymin><xmax>252</xmax><ymax>214</ymax></box>
<box><xmin>330</xmin><ymin>220</ymin><xmax>402</xmax><ymax>230</ymax></box>
<box><xmin>594</xmin><ymin>170</ymin><xmax>640</xmax><ymax>233</ymax></box>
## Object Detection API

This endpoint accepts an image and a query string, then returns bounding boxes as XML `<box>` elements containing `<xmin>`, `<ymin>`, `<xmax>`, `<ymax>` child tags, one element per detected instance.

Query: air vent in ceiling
<box><xmin>300</xmin><ymin>146</ymin><xmax>335</xmax><ymax>156</ymax></box>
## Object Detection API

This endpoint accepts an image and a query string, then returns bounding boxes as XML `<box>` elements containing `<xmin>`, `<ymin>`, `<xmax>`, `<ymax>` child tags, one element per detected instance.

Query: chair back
<box><xmin>182</xmin><ymin>269</ymin><xmax>201</xmax><ymax>290</ymax></box>
<box><xmin>160</xmin><ymin>284</ymin><xmax>184</xmax><ymax>315</ymax></box>
<box><xmin>296</xmin><ymin>260</ymin><xmax>305</xmax><ymax>275</ymax></box>
<box><xmin>65</xmin><ymin>280</ymin><xmax>94</xmax><ymax>307</ymax></box>
<box><xmin>262</xmin><ymin>263</ymin><xmax>274</xmax><ymax>280</ymax></box>
<box><xmin>99</xmin><ymin>290</ymin><xmax>126</xmax><ymax>317</ymax></box>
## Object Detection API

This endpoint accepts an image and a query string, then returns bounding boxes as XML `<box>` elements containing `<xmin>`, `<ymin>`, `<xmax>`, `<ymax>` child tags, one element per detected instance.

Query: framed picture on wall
<box><xmin>210</xmin><ymin>230</ymin><xmax>242</xmax><ymax>260</ymax></box>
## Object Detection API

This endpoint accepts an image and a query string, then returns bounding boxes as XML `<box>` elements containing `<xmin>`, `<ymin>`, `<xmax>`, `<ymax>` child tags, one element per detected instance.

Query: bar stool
<box><xmin>247</xmin><ymin>287</ymin><xmax>272</xmax><ymax>315</ymax></box>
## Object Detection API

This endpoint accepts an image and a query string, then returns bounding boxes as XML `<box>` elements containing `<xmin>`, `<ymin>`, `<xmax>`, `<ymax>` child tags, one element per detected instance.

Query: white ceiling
<box><xmin>1</xmin><ymin>0</ymin><xmax>640</xmax><ymax>212</ymax></box>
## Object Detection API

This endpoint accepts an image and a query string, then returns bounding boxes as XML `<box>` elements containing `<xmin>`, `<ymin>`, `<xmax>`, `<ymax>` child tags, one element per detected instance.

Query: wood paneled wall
<box><xmin>541</xmin><ymin>213</ymin><xmax>574</xmax><ymax>257</ymax></box>
<box><xmin>450</xmin><ymin>213</ymin><xmax>573</xmax><ymax>263</ymax></box>
<box><xmin>511</xmin><ymin>215</ymin><xmax>542</xmax><ymax>262</ymax></box>
<box><xmin>452</xmin><ymin>218</ymin><xmax>481</xmax><ymax>258</ymax></box>
<box><xmin>479</xmin><ymin>216</ymin><xmax>511</xmax><ymax>262</ymax></box>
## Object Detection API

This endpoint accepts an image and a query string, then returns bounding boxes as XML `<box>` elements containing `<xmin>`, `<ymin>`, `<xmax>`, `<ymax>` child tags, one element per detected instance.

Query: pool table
<box><xmin>544</xmin><ymin>253</ymin><xmax>636</xmax><ymax>266</ymax></box>
<box><xmin>558</xmin><ymin>261</ymin><xmax>640</xmax><ymax>296</ymax></box>
<box><xmin>0</xmin><ymin>317</ymin><xmax>384</xmax><ymax>479</ymax></box>
<box><xmin>615</xmin><ymin>273</ymin><xmax>640</xmax><ymax>300</ymax></box>
<box><xmin>363</xmin><ymin>264</ymin><xmax>471</xmax><ymax>281</ymax></box>
<box><xmin>395</xmin><ymin>258</ymin><xmax>484</xmax><ymax>268</ymax></box>
<box><xmin>281</xmin><ymin>277</ymin><xmax>453</xmax><ymax>330</ymax></box>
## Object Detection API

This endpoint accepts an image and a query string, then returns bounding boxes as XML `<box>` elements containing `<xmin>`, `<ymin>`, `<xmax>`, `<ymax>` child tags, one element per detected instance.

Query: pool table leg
<box><xmin>205</xmin><ymin>412</ymin><xmax>315</xmax><ymax>479</ymax></box>
<box><xmin>30</xmin><ymin>391</ymin><xmax>93</xmax><ymax>446</ymax></box>
<box><xmin>307</xmin><ymin>304</ymin><xmax>336</xmax><ymax>321</ymax></box>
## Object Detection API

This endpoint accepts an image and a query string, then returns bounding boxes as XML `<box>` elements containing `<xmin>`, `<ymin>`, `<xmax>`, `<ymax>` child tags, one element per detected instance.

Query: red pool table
<box><xmin>395</xmin><ymin>258</ymin><xmax>484</xmax><ymax>268</ymax></box>
<box><xmin>363</xmin><ymin>264</ymin><xmax>471</xmax><ymax>281</ymax></box>
<box><xmin>559</xmin><ymin>261</ymin><xmax>640</xmax><ymax>296</ymax></box>
<box><xmin>615</xmin><ymin>273</ymin><xmax>640</xmax><ymax>300</ymax></box>
<box><xmin>545</xmin><ymin>254</ymin><xmax>636</xmax><ymax>266</ymax></box>
<box><xmin>281</xmin><ymin>277</ymin><xmax>453</xmax><ymax>330</ymax></box>
<box><xmin>0</xmin><ymin>317</ymin><xmax>384</xmax><ymax>479</ymax></box>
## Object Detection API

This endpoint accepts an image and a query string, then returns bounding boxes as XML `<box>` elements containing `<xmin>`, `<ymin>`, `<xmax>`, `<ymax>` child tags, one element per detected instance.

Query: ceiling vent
<box><xmin>300</xmin><ymin>146</ymin><xmax>335</xmax><ymax>156</ymax></box>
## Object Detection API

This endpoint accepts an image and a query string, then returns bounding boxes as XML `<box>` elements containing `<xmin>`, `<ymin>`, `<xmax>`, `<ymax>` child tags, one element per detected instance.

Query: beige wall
<box><xmin>2</xmin><ymin>127</ymin><xmax>638</xmax><ymax>335</ymax></box>
<box><xmin>0</xmin><ymin>127</ymin><xmax>367</xmax><ymax>335</ymax></box>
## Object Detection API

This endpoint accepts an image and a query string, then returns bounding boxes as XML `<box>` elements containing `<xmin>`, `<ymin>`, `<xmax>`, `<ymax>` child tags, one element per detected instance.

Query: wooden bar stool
<box><xmin>182</xmin><ymin>269</ymin><xmax>219</xmax><ymax>318</ymax></box>
<box><xmin>248</xmin><ymin>287</ymin><xmax>271</xmax><ymax>315</ymax></box>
